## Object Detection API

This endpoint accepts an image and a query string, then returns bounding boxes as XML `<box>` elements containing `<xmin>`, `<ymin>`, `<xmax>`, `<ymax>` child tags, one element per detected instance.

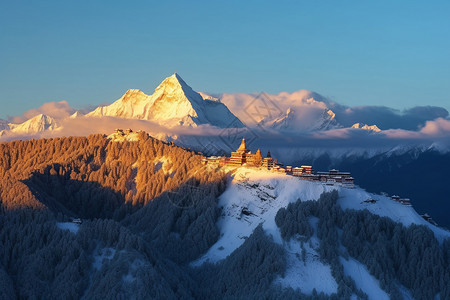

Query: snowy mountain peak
<box><xmin>69</xmin><ymin>111</ymin><xmax>84</xmax><ymax>119</ymax></box>
<box><xmin>8</xmin><ymin>114</ymin><xmax>59</xmax><ymax>134</ymax></box>
<box><xmin>270</xmin><ymin>107</ymin><xmax>340</xmax><ymax>132</ymax></box>
<box><xmin>148</xmin><ymin>73</ymin><xmax>208</xmax><ymax>126</ymax></box>
<box><xmin>153</xmin><ymin>73</ymin><xmax>205</xmax><ymax>106</ymax></box>
<box><xmin>318</xmin><ymin>109</ymin><xmax>340</xmax><ymax>130</ymax></box>
<box><xmin>86</xmin><ymin>73</ymin><xmax>243</xmax><ymax>128</ymax></box>
<box><xmin>154</xmin><ymin>73</ymin><xmax>199</xmax><ymax>102</ymax></box>
<box><xmin>326</xmin><ymin>109</ymin><xmax>336</xmax><ymax>120</ymax></box>
<box><xmin>121</xmin><ymin>89</ymin><xmax>147</xmax><ymax>101</ymax></box>
<box><xmin>351</xmin><ymin>123</ymin><xmax>381</xmax><ymax>132</ymax></box>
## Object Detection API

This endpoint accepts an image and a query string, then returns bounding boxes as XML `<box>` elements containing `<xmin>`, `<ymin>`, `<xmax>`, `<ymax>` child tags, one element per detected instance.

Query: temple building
<box><xmin>261</xmin><ymin>151</ymin><xmax>274</xmax><ymax>169</ymax></box>
<box><xmin>202</xmin><ymin>137</ymin><xmax>270</xmax><ymax>168</ymax></box>
<box><xmin>228</xmin><ymin>137</ymin><xmax>251</xmax><ymax>166</ymax></box>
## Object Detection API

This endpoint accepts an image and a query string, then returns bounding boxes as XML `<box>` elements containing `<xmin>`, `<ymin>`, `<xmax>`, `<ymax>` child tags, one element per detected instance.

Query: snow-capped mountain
<box><xmin>5</xmin><ymin>114</ymin><xmax>59</xmax><ymax>135</ymax></box>
<box><xmin>351</xmin><ymin>123</ymin><xmax>381</xmax><ymax>132</ymax></box>
<box><xmin>203</xmin><ymin>90</ymin><xmax>342</xmax><ymax>132</ymax></box>
<box><xmin>69</xmin><ymin>111</ymin><xmax>84</xmax><ymax>119</ymax></box>
<box><xmin>270</xmin><ymin>107</ymin><xmax>340</xmax><ymax>132</ymax></box>
<box><xmin>88</xmin><ymin>73</ymin><xmax>244</xmax><ymax>128</ymax></box>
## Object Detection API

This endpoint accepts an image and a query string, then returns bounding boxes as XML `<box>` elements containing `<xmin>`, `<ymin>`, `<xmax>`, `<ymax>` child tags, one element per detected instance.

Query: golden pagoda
<box><xmin>229</xmin><ymin>137</ymin><xmax>250</xmax><ymax>166</ymax></box>
<box><xmin>202</xmin><ymin>137</ymin><xmax>275</xmax><ymax>168</ymax></box>
<box><xmin>236</xmin><ymin>137</ymin><xmax>249</xmax><ymax>153</ymax></box>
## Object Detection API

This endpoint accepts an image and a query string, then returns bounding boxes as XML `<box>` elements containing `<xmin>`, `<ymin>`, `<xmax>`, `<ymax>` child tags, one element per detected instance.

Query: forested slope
<box><xmin>0</xmin><ymin>133</ymin><xmax>225</xmax><ymax>216</ymax></box>
<box><xmin>0</xmin><ymin>133</ymin><xmax>229</xmax><ymax>299</ymax></box>
<box><xmin>0</xmin><ymin>134</ymin><xmax>449</xmax><ymax>299</ymax></box>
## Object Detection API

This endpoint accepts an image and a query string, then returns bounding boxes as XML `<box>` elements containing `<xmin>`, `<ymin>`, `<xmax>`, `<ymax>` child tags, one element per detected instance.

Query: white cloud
<box><xmin>9</xmin><ymin>101</ymin><xmax>76</xmax><ymax>123</ymax></box>
<box><xmin>419</xmin><ymin>118</ymin><xmax>450</xmax><ymax>136</ymax></box>
<box><xmin>205</xmin><ymin>90</ymin><xmax>449</xmax><ymax>131</ymax></box>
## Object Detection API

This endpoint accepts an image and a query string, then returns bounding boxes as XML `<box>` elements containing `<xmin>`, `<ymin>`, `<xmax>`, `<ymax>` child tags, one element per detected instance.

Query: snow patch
<box><xmin>56</xmin><ymin>222</ymin><xmax>79</xmax><ymax>234</ymax></box>
<box><xmin>107</xmin><ymin>131</ymin><xmax>140</xmax><ymax>142</ymax></box>
<box><xmin>397</xmin><ymin>284</ymin><xmax>415</xmax><ymax>300</ymax></box>
<box><xmin>122</xmin><ymin>259</ymin><xmax>145</xmax><ymax>283</ymax></box>
<box><xmin>154</xmin><ymin>156</ymin><xmax>173</xmax><ymax>175</ymax></box>
<box><xmin>275</xmin><ymin>217</ymin><xmax>338</xmax><ymax>295</ymax></box>
<box><xmin>339</xmin><ymin>256</ymin><xmax>389</xmax><ymax>300</ymax></box>
<box><xmin>93</xmin><ymin>247</ymin><xmax>116</xmax><ymax>270</ymax></box>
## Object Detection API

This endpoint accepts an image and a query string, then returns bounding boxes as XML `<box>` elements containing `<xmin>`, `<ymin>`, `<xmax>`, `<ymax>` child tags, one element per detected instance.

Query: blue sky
<box><xmin>1</xmin><ymin>1</ymin><xmax>449</xmax><ymax>120</ymax></box>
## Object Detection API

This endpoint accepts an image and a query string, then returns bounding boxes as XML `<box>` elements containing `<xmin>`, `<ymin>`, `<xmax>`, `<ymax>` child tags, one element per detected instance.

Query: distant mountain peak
<box><xmin>351</xmin><ymin>123</ymin><xmax>381</xmax><ymax>132</ymax></box>
<box><xmin>8</xmin><ymin>113</ymin><xmax>59</xmax><ymax>134</ymax></box>
<box><xmin>270</xmin><ymin>107</ymin><xmax>340</xmax><ymax>132</ymax></box>
<box><xmin>69</xmin><ymin>111</ymin><xmax>84</xmax><ymax>119</ymax></box>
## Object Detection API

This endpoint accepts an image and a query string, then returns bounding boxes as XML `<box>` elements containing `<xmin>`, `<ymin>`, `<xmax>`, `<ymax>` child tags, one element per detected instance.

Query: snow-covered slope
<box><xmin>192</xmin><ymin>167</ymin><xmax>449</xmax><ymax>296</ymax></box>
<box><xmin>7</xmin><ymin>114</ymin><xmax>59</xmax><ymax>134</ymax></box>
<box><xmin>274</xmin><ymin>219</ymin><xmax>338</xmax><ymax>295</ymax></box>
<box><xmin>194</xmin><ymin>167</ymin><xmax>449</xmax><ymax>266</ymax></box>
<box><xmin>339</xmin><ymin>256</ymin><xmax>390</xmax><ymax>300</ymax></box>
<box><xmin>192</xmin><ymin>168</ymin><xmax>329</xmax><ymax>265</ymax></box>
<box><xmin>88</xmin><ymin>73</ymin><xmax>243</xmax><ymax>128</ymax></box>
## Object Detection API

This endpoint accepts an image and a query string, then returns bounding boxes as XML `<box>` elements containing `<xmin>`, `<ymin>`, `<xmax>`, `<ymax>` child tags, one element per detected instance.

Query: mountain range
<box><xmin>0</xmin><ymin>73</ymin><xmax>244</xmax><ymax>137</ymax></box>
<box><xmin>0</xmin><ymin>73</ymin><xmax>386</xmax><ymax>138</ymax></box>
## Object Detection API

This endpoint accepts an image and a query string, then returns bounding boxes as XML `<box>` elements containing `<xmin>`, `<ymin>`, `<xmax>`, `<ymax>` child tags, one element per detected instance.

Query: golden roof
<box><xmin>237</xmin><ymin>137</ymin><xmax>248</xmax><ymax>153</ymax></box>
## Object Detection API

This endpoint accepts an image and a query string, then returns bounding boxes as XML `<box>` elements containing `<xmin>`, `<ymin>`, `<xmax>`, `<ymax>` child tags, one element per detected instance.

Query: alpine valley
<box><xmin>1</xmin><ymin>73</ymin><xmax>450</xmax><ymax>299</ymax></box>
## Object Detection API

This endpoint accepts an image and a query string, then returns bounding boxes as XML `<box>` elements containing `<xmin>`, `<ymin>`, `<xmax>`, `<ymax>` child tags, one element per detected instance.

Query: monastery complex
<box><xmin>202</xmin><ymin>137</ymin><xmax>355</xmax><ymax>188</ymax></box>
